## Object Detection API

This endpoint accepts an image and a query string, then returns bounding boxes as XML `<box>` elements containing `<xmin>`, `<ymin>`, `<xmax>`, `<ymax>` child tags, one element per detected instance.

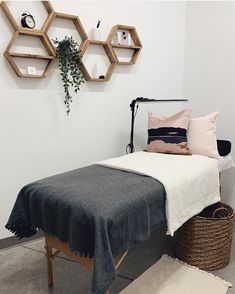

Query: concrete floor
<box><xmin>0</xmin><ymin>228</ymin><xmax>234</xmax><ymax>294</ymax></box>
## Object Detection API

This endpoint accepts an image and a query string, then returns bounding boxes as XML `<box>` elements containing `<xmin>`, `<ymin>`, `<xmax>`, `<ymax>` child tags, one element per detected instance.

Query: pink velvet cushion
<box><xmin>147</xmin><ymin>109</ymin><xmax>191</xmax><ymax>155</ymax></box>
<box><xmin>187</xmin><ymin>112</ymin><xmax>220</xmax><ymax>159</ymax></box>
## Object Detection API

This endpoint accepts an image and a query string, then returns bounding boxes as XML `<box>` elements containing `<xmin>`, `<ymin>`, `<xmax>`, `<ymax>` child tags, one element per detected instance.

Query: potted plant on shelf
<box><xmin>53</xmin><ymin>36</ymin><xmax>85</xmax><ymax>115</ymax></box>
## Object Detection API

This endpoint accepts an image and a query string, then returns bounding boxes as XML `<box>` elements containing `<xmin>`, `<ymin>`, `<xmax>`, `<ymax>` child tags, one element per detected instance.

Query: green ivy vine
<box><xmin>53</xmin><ymin>36</ymin><xmax>85</xmax><ymax>115</ymax></box>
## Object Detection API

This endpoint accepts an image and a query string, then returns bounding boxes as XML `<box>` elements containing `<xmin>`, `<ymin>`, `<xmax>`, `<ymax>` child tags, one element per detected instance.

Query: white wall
<box><xmin>0</xmin><ymin>1</ymin><xmax>186</xmax><ymax>238</ymax></box>
<box><xmin>183</xmin><ymin>1</ymin><xmax>235</xmax><ymax>207</ymax></box>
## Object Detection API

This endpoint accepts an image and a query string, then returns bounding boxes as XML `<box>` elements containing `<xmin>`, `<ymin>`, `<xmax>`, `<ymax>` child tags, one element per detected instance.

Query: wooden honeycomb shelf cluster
<box><xmin>0</xmin><ymin>0</ymin><xmax>142</xmax><ymax>81</ymax></box>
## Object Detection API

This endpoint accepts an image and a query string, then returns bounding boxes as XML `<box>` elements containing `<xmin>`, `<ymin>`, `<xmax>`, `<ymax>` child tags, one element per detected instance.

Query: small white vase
<box><xmin>92</xmin><ymin>62</ymin><xmax>98</xmax><ymax>79</ymax></box>
<box><xmin>90</xmin><ymin>28</ymin><xmax>101</xmax><ymax>41</ymax></box>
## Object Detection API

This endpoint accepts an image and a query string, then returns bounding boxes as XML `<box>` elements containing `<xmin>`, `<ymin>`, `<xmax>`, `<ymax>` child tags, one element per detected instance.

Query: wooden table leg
<box><xmin>44</xmin><ymin>235</ymin><xmax>128</xmax><ymax>293</ymax></box>
<box><xmin>45</xmin><ymin>241</ymin><xmax>53</xmax><ymax>287</ymax></box>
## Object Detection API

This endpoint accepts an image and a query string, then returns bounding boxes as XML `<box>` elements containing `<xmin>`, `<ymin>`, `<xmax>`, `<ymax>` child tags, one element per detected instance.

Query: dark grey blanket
<box><xmin>6</xmin><ymin>165</ymin><xmax>166</xmax><ymax>294</ymax></box>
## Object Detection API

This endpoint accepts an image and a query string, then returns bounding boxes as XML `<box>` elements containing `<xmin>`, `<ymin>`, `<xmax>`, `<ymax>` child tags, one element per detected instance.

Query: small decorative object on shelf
<box><xmin>21</xmin><ymin>11</ymin><xmax>36</xmax><ymax>29</ymax></box>
<box><xmin>52</xmin><ymin>36</ymin><xmax>85</xmax><ymax>115</ymax></box>
<box><xmin>90</xmin><ymin>20</ymin><xmax>101</xmax><ymax>41</ymax></box>
<box><xmin>118</xmin><ymin>31</ymin><xmax>130</xmax><ymax>45</ymax></box>
<box><xmin>27</xmin><ymin>66</ymin><xmax>37</xmax><ymax>75</ymax></box>
<box><xmin>117</xmin><ymin>31</ymin><xmax>122</xmax><ymax>45</ymax></box>
<box><xmin>91</xmin><ymin>62</ymin><xmax>98</xmax><ymax>79</ymax></box>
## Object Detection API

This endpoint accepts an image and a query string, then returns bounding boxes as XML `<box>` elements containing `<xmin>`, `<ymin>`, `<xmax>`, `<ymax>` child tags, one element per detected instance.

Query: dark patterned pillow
<box><xmin>147</xmin><ymin>109</ymin><xmax>191</xmax><ymax>155</ymax></box>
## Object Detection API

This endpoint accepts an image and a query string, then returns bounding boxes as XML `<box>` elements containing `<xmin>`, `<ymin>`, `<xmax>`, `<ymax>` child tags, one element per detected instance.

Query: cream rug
<box><xmin>120</xmin><ymin>255</ymin><xmax>232</xmax><ymax>294</ymax></box>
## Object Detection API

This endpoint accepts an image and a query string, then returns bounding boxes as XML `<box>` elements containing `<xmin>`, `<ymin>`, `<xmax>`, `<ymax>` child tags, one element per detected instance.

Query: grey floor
<box><xmin>0</xmin><ymin>227</ymin><xmax>234</xmax><ymax>294</ymax></box>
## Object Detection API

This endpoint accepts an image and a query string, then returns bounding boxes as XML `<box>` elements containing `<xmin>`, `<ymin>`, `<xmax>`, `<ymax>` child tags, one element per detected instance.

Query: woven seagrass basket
<box><xmin>176</xmin><ymin>202</ymin><xmax>235</xmax><ymax>271</ymax></box>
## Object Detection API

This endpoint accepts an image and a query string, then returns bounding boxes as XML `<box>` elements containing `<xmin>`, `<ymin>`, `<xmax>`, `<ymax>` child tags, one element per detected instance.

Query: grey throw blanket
<box><xmin>6</xmin><ymin>165</ymin><xmax>166</xmax><ymax>293</ymax></box>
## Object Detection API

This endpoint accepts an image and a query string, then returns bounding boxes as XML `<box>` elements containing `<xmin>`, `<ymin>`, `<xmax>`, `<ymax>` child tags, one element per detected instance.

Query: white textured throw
<box><xmin>120</xmin><ymin>255</ymin><xmax>232</xmax><ymax>294</ymax></box>
<box><xmin>97</xmin><ymin>152</ymin><xmax>220</xmax><ymax>235</ymax></box>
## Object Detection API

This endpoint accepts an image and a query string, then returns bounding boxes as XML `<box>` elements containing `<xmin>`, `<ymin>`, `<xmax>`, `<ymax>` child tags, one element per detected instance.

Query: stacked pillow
<box><xmin>147</xmin><ymin>110</ymin><xmax>220</xmax><ymax>159</ymax></box>
<box><xmin>187</xmin><ymin>112</ymin><xmax>220</xmax><ymax>159</ymax></box>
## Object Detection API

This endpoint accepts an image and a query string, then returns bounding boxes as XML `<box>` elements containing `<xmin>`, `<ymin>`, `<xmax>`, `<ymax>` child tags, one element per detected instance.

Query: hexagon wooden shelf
<box><xmin>43</xmin><ymin>11</ymin><xmax>89</xmax><ymax>54</ymax></box>
<box><xmin>80</xmin><ymin>40</ymin><xmax>117</xmax><ymax>82</ymax></box>
<box><xmin>106</xmin><ymin>24</ymin><xmax>142</xmax><ymax>65</ymax></box>
<box><xmin>0</xmin><ymin>1</ymin><xmax>55</xmax><ymax>31</ymax></box>
<box><xmin>1</xmin><ymin>1</ymin><xmax>56</xmax><ymax>78</ymax></box>
<box><xmin>5</xmin><ymin>29</ymin><xmax>55</xmax><ymax>78</ymax></box>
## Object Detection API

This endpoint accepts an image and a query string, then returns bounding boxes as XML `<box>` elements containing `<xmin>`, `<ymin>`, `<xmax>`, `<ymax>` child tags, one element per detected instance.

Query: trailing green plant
<box><xmin>53</xmin><ymin>36</ymin><xmax>85</xmax><ymax>115</ymax></box>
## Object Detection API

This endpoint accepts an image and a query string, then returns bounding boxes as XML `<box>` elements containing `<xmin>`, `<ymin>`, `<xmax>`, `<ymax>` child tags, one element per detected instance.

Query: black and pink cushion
<box><xmin>147</xmin><ymin>109</ymin><xmax>191</xmax><ymax>155</ymax></box>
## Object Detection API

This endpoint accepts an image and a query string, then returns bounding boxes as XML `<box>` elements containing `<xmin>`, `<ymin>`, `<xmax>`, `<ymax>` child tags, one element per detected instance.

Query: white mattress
<box><xmin>218</xmin><ymin>154</ymin><xmax>235</xmax><ymax>172</ymax></box>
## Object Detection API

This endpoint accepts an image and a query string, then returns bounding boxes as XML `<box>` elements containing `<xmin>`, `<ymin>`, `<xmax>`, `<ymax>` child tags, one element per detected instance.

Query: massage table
<box><xmin>5</xmin><ymin>140</ymin><xmax>232</xmax><ymax>293</ymax></box>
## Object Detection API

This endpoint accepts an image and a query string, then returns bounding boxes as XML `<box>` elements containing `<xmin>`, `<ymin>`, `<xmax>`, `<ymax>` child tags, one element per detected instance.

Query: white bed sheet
<box><xmin>97</xmin><ymin>152</ymin><xmax>220</xmax><ymax>236</ymax></box>
<box><xmin>218</xmin><ymin>154</ymin><xmax>235</xmax><ymax>172</ymax></box>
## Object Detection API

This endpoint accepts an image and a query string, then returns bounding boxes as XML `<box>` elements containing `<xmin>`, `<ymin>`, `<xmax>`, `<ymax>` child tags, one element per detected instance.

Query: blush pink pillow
<box><xmin>187</xmin><ymin>112</ymin><xmax>220</xmax><ymax>159</ymax></box>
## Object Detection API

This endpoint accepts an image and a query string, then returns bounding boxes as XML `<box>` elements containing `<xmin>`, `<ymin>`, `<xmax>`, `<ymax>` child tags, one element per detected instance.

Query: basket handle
<box><xmin>212</xmin><ymin>207</ymin><xmax>230</xmax><ymax>218</ymax></box>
